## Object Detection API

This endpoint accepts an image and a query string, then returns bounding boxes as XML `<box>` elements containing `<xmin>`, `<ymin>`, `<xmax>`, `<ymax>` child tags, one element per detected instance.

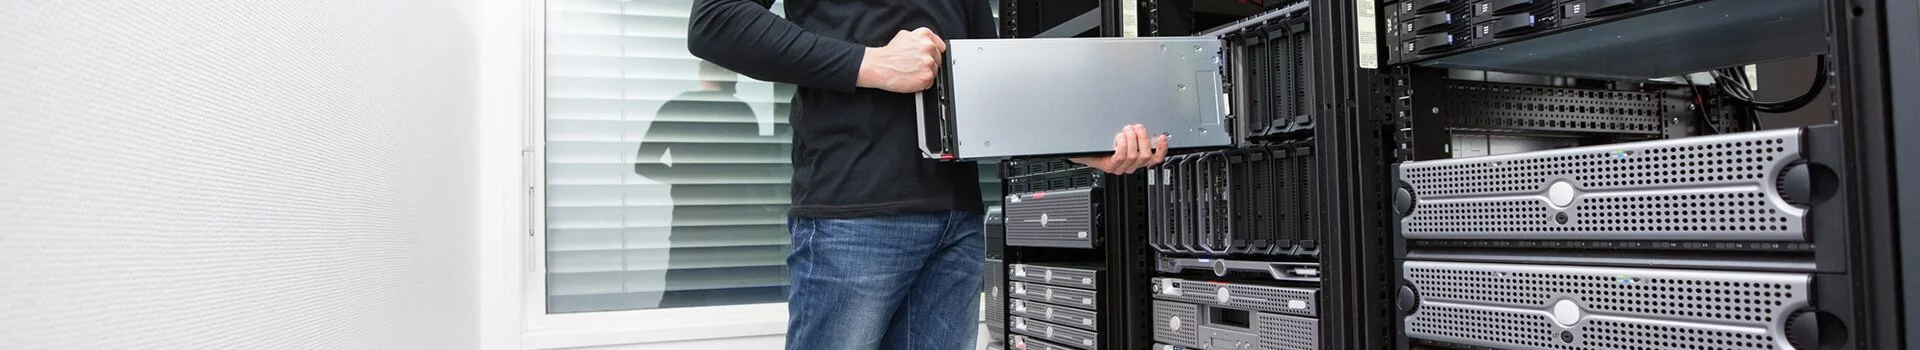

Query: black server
<box><xmin>985</xmin><ymin>206</ymin><xmax>1007</xmax><ymax>349</ymax></box>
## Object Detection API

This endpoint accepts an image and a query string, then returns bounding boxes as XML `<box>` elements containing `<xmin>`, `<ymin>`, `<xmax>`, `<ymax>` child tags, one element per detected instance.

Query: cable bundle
<box><xmin>1711</xmin><ymin>55</ymin><xmax>1828</xmax><ymax>114</ymax></box>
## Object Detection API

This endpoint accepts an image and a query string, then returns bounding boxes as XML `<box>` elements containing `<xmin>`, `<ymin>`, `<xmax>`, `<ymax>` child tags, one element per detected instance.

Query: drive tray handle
<box><xmin>915</xmin><ymin>45</ymin><xmax>958</xmax><ymax>160</ymax></box>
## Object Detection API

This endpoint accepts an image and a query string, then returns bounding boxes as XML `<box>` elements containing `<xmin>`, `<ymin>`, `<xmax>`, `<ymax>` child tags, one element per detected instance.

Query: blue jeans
<box><xmin>786</xmin><ymin>210</ymin><xmax>984</xmax><ymax>350</ymax></box>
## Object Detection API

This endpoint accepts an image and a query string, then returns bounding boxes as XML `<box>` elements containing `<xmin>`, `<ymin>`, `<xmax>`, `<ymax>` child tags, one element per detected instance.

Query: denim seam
<box><xmin>936</xmin><ymin>210</ymin><xmax>957</xmax><ymax>247</ymax></box>
<box><xmin>795</xmin><ymin>218</ymin><xmax>817</xmax><ymax>349</ymax></box>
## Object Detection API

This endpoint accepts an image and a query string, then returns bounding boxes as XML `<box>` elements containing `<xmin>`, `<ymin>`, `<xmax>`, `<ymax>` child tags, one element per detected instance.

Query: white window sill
<box><xmin>523</xmin><ymin>294</ymin><xmax>987</xmax><ymax>350</ymax></box>
<box><xmin>524</xmin><ymin>303</ymin><xmax>788</xmax><ymax>350</ymax></box>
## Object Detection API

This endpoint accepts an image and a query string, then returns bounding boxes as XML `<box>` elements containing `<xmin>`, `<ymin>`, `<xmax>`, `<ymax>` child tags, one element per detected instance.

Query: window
<box><xmin>539</xmin><ymin>0</ymin><xmax>1001</xmax><ymax>315</ymax></box>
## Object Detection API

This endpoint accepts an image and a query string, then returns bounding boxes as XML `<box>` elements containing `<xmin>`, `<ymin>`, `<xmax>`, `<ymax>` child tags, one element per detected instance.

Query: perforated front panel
<box><xmin>1011</xmin><ymin>316</ymin><xmax>1099</xmax><ymax>349</ymax></box>
<box><xmin>1011</xmin><ymin>299</ymin><xmax>1100</xmax><ymax>330</ymax></box>
<box><xmin>1442</xmin><ymin>80</ymin><xmax>1671</xmax><ymax>135</ymax></box>
<box><xmin>1153</xmin><ymin>300</ymin><xmax>1201</xmax><ymax>346</ymax></box>
<box><xmin>1153</xmin><ymin>278</ymin><xmax>1318</xmax><ymax>317</ymax></box>
<box><xmin>1256</xmin><ymin>312</ymin><xmax>1320</xmax><ymax>350</ymax></box>
<box><xmin>1010</xmin><ymin>264</ymin><xmax>1100</xmax><ymax>289</ymax></box>
<box><xmin>987</xmin><ymin>259</ymin><xmax>1006</xmax><ymax>337</ymax></box>
<box><xmin>1010</xmin><ymin>282</ymin><xmax>1099</xmax><ymax>310</ymax></box>
<box><xmin>1404</xmin><ymin>261</ymin><xmax>1809</xmax><ymax>350</ymax></box>
<box><xmin>1155</xmin><ymin>299</ymin><xmax>1320</xmax><ymax>350</ymax></box>
<box><xmin>1005</xmin><ymin>188</ymin><xmax>1097</xmax><ymax>249</ymax></box>
<box><xmin>1399</xmin><ymin>128</ymin><xmax>1807</xmax><ymax>241</ymax></box>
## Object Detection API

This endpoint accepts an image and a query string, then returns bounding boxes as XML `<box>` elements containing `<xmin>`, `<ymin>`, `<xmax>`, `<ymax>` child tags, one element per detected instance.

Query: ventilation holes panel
<box><xmin>1399</xmin><ymin>129</ymin><xmax>1802</xmax><ymax>198</ymax></box>
<box><xmin>1408</xmin><ymin>304</ymin><xmax>1574</xmax><ymax>350</ymax></box>
<box><xmin>1404</xmin><ymin>261</ymin><xmax>1809</xmax><ymax>332</ymax></box>
<box><xmin>1257</xmin><ymin>312</ymin><xmax>1320</xmax><ymax>350</ymax></box>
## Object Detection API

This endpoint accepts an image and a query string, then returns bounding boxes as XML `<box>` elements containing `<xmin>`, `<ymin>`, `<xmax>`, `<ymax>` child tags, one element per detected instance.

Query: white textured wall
<box><xmin>0</xmin><ymin>0</ymin><xmax>481</xmax><ymax>348</ymax></box>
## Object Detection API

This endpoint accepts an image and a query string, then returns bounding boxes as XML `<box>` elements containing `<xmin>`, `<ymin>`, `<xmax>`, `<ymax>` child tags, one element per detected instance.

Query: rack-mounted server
<box><xmin>919</xmin><ymin>2</ymin><xmax>1317</xmax><ymax>161</ymax></box>
<box><xmin>1007</xmin><ymin>263</ymin><xmax>1109</xmax><ymax>350</ymax></box>
<box><xmin>1147</xmin><ymin>143</ymin><xmax>1320</xmax><ymax>262</ymax></box>
<box><xmin>1222</xmin><ymin>3</ymin><xmax>1316</xmax><ymax>142</ymax></box>
<box><xmin>1003</xmin><ymin>159</ymin><xmax>1106</xmax><ymax>249</ymax></box>
<box><xmin>1005</xmin><ymin>187</ymin><xmax>1103</xmax><ymax>249</ymax></box>
<box><xmin>1150</xmin><ymin>278</ymin><xmax>1322</xmax><ymax>350</ymax></box>
<box><xmin>1399</xmin><ymin>260</ymin><xmax>1816</xmax><ymax>349</ymax></box>
<box><xmin>986</xmin><ymin>206</ymin><xmax>1008</xmax><ymax>347</ymax></box>
<box><xmin>1381</xmin><ymin>0</ymin><xmax>1825</xmax><ymax>79</ymax></box>
<box><xmin>915</xmin><ymin>36</ymin><xmax>1233</xmax><ymax>160</ymax></box>
<box><xmin>1391</xmin><ymin>126</ymin><xmax>1855</xmax><ymax>349</ymax></box>
<box><xmin>1010</xmin><ymin>334</ymin><xmax>1081</xmax><ymax>350</ymax></box>
<box><xmin>1394</xmin><ymin>126</ymin><xmax>1841</xmax><ymax>244</ymax></box>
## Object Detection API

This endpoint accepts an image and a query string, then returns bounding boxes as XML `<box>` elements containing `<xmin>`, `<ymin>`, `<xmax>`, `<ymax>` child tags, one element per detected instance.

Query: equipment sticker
<box><xmin>1356</xmin><ymin>0</ymin><xmax>1380</xmax><ymax>69</ymax></box>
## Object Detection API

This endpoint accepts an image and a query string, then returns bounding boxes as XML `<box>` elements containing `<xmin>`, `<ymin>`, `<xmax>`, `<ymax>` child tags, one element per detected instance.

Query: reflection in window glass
<box><xmin>543</xmin><ymin>0</ymin><xmax>1000</xmax><ymax>314</ymax></box>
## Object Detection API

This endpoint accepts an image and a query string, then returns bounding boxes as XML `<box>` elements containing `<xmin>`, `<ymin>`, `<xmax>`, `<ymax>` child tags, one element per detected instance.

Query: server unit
<box><xmin>1140</xmin><ymin>4</ymin><xmax>1343</xmax><ymax>349</ymax></box>
<box><xmin>1151</xmin><ymin>278</ymin><xmax>1322</xmax><ymax>350</ymax></box>
<box><xmin>916</xmin><ymin>36</ymin><xmax>1234</xmax><ymax>160</ymax></box>
<box><xmin>1383</xmin><ymin>0</ymin><xmax>1824</xmax><ymax>79</ymax></box>
<box><xmin>1005</xmin><ymin>185</ymin><xmax>1103</xmax><ymax>249</ymax></box>
<box><xmin>919</xmin><ymin>1</ymin><xmax>1321</xmax><ymax>161</ymax></box>
<box><xmin>986</xmin><ymin>206</ymin><xmax>1008</xmax><ymax>345</ymax></box>
<box><xmin>1148</xmin><ymin>142</ymin><xmax>1321</xmax><ymax>279</ymax></box>
<box><xmin>1391</xmin><ymin>126</ymin><xmax>1852</xmax><ymax>350</ymax></box>
<box><xmin>1008</xmin><ymin>263</ymin><xmax>1108</xmax><ymax>350</ymax></box>
<box><xmin>1377</xmin><ymin>0</ymin><xmax>1876</xmax><ymax>345</ymax></box>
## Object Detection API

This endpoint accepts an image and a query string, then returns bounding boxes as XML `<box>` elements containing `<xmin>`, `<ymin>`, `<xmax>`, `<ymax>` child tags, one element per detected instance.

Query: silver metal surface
<box><xmin>1158</xmin><ymin>257</ymin><xmax>1320</xmax><ymax>282</ymax></box>
<box><xmin>1010</xmin><ymin>264</ymin><xmax>1100</xmax><ymax>289</ymax></box>
<box><xmin>1403</xmin><ymin>251</ymin><xmax>1820</xmax><ymax>273</ymax></box>
<box><xmin>1005</xmin><ymin>188</ymin><xmax>1097</xmax><ymax>249</ymax></box>
<box><xmin>1152</xmin><ymin>300</ymin><xmax>1200</xmax><ymax>347</ymax></box>
<box><xmin>1403</xmin><ymin>260</ymin><xmax>1810</xmax><ymax>350</ymax></box>
<box><xmin>1448</xmin><ymin>134</ymin><xmax>1577</xmax><ymax>158</ymax></box>
<box><xmin>1011</xmin><ymin>299</ymin><xmax>1100</xmax><ymax>331</ymax></box>
<box><xmin>1153</xmin><ymin>299</ymin><xmax>1320</xmax><ymax>350</ymax></box>
<box><xmin>939</xmin><ymin>37</ymin><xmax>1231</xmax><ymax>159</ymax></box>
<box><xmin>1152</xmin><ymin>277</ymin><xmax>1317</xmax><ymax>317</ymax></box>
<box><xmin>1010</xmin><ymin>281</ymin><xmax>1099</xmax><ymax>310</ymax></box>
<box><xmin>1399</xmin><ymin>128</ymin><xmax>1808</xmax><ymax>241</ymax></box>
<box><xmin>986</xmin><ymin>259</ymin><xmax>1006</xmax><ymax>339</ymax></box>
<box><xmin>1010</xmin><ymin>334</ymin><xmax>1082</xmax><ymax>350</ymax></box>
<box><xmin>1011</xmin><ymin>317</ymin><xmax>1099</xmax><ymax>349</ymax></box>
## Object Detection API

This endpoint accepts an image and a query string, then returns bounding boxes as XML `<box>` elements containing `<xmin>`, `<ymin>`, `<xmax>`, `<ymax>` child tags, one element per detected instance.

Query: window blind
<box><xmin>543</xmin><ymin>0</ymin><xmax>1002</xmax><ymax>314</ymax></box>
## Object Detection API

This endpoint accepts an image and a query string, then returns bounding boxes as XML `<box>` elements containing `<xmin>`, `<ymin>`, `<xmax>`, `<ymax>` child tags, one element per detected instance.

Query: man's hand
<box><xmin>1071</xmin><ymin>124</ymin><xmax>1169</xmax><ymax>175</ymax></box>
<box><xmin>857</xmin><ymin>28</ymin><xmax>947</xmax><ymax>93</ymax></box>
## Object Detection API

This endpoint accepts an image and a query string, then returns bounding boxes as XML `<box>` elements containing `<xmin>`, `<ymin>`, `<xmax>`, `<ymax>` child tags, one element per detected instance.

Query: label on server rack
<box><xmin>1356</xmin><ymin>0</ymin><xmax>1380</xmax><ymax>69</ymax></box>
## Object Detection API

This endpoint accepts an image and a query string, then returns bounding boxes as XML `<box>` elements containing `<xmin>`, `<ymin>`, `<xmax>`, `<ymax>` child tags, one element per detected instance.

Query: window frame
<box><xmin>520</xmin><ymin>0</ymin><xmax>791</xmax><ymax>346</ymax></box>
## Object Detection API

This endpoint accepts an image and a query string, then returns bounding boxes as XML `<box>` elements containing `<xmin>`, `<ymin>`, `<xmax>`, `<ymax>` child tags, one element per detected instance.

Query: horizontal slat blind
<box><xmin>543</xmin><ymin>0</ymin><xmax>1000</xmax><ymax>314</ymax></box>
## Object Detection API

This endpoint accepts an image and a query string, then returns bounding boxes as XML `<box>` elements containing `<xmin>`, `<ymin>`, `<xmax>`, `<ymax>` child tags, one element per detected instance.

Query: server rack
<box><xmin>978</xmin><ymin>0</ymin><xmax>1910</xmax><ymax>349</ymax></box>
<box><xmin>1377</xmin><ymin>0</ymin><xmax>1908</xmax><ymax>349</ymax></box>
<box><xmin>983</xmin><ymin>0</ymin><xmax>1394</xmax><ymax>349</ymax></box>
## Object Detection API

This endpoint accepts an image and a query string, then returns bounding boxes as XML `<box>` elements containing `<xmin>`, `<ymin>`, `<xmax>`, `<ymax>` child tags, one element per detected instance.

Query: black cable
<box><xmin>1712</xmin><ymin>55</ymin><xmax>1827</xmax><ymax>114</ymax></box>
<box><xmin>1680</xmin><ymin>74</ymin><xmax>1721</xmax><ymax>135</ymax></box>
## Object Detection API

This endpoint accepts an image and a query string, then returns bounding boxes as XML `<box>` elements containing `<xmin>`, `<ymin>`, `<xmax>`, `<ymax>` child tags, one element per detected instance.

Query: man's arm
<box><xmin>688</xmin><ymin>0</ymin><xmax>946</xmax><ymax>93</ymax></box>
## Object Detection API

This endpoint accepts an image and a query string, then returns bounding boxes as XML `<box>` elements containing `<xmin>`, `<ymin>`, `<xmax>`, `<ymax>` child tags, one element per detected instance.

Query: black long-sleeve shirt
<box><xmin>688</xmin><ymin>0</ymin><xmax>995</xmax><ymax>218</ymax></box>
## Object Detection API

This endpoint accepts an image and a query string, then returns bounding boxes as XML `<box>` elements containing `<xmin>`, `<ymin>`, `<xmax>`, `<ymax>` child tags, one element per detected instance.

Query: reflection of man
<box><xmin>691</xmin><ymin>1</ymin><xmax>1167</xmax><ymax>349</ymax></box>
<box><xmin>633</xmin><ymin>61</ymin><xmax>790</xmax><ymax>308</ymax></box>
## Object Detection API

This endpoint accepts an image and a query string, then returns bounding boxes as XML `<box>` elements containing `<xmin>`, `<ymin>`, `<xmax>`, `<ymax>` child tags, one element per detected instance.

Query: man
<box><xmin>687</xmin><ymin>1</ymin><xmax>1169</xmax><ymax>349</ymax></box>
